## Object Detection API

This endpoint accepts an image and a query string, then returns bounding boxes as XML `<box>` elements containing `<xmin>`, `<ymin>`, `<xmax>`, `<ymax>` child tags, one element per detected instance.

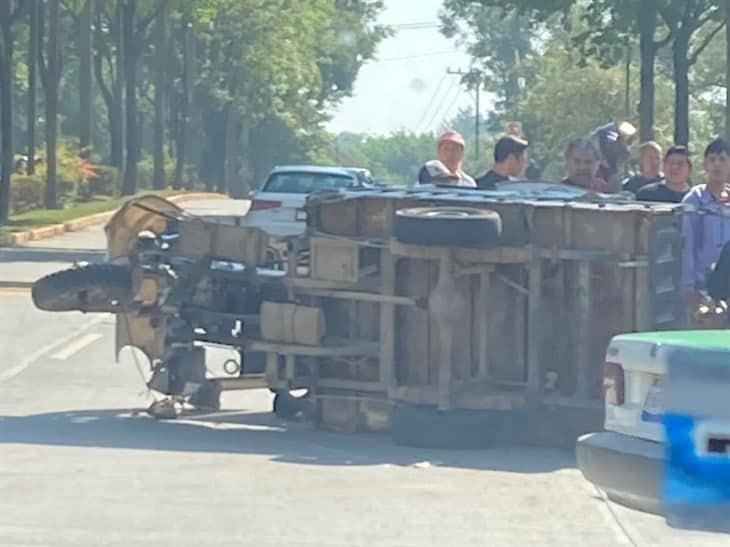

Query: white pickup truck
<box><xmin>577</xmin><ymin>330</ymin><xmax>729</xmax><ymax>513</ymax></box>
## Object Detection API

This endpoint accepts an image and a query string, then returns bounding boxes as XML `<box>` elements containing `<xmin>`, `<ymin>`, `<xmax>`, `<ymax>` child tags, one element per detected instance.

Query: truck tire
<box><xmin>390</xmin><ymin>403</ymin><xmax>506</xmax><ymax>449</ymax></box>
<box><xmin>273</xmin><ymin>389</ymin><xmax>312</xmax><ymax>420</ymax></box>
<box><xmin>32</xmin><ymin>264</ymin><xmax>133</xmax><ymax>313</ymax></box>
<box><xmin>189</xmin><ymin>380</ymin><xmax>222</xmax><ymax>412</ymax></box>
<box><xmin>393</xmin><ymin>207</ymin><xmax>502</xmax><ymax>248</ymax></box>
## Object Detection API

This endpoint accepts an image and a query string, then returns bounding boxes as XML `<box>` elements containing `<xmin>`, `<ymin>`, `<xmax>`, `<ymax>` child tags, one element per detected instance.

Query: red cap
<box><xmin>437</xmin><ymin>130</ymin><xmax>465</xmax><ymax>148</ymax></box>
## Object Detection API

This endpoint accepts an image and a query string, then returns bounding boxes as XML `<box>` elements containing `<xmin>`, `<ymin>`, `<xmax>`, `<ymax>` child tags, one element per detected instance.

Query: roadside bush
<box><xmin>80</xmin><ymin>164</ymin><xmax>119</xmax><ymax>199</ymax></box>
<box><xmin>10</xmin><ymin>175</ymin><xmax>45</xmax><ymax>214</ymax></box>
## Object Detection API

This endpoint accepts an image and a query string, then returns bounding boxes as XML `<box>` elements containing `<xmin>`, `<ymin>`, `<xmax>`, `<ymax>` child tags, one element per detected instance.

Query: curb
<box><xmin>0</xmin><ymin>192</ymin><xmax>229</xmax><ymax>248</ymax></box>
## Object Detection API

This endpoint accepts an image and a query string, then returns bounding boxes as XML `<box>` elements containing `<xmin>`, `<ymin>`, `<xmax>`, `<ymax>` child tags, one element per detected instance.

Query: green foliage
<box><xmin>9</xmin><ymin>175</ymin><xmax>45</xmax><ymax>214</ymax></box>
<box><xmin>320</xmin><ymin>131</ymin><xmax>437</xmax><ymax>186</ymax></box>
<box><xmin>84</xmin><ymin>164</ymin><xmax>120</xmax><ymax>198</ymax></box>
<box><xmin>440</xmin><ymin>1</ymin><xmax>539</xmax><ymax>111</ymax></box>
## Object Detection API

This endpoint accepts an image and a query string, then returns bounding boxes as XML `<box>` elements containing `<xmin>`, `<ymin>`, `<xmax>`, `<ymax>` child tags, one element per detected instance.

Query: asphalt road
<box><xmin>0</xmin><ymin>199</ymin><xmax>727</xmax><ymax>546</ymax></box>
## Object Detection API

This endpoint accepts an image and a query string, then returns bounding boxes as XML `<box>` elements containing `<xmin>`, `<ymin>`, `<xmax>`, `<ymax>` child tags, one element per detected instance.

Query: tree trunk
<box><xmin>44</xmin><ymin>0</ymin><xmax>60</xmax><ymax>209</ymax></box>
<box><xmin>726</xmin><ymin>0</ymin><xmax>730</xmax><ymax>139</ymax></box>
<box><xmin>78</xmin><ymin>0</ymin><xmax>92</xmax><ymax>156</ymax></box>
<box><xmin>638</xmin><ymin>0</ymin><xmax>657</xmax><ymax>142</ymax></box>
<box><xmin>174</xmin><ymin>19</ymin><xmax>192</xmax><ymax>190</ymax></box>
<box><xmin>121</xmin><ymin>0</ymin><xmax>138</xmax><ymax>196</ymax></box>
<box><xmin>27</xmin><ymin>0</ymin><xmax>38</xmax><ymax>175</ymax></box>
<box><xmin>152</xmin><ymin>1</ymin><xmax>167</xmax><ymax>190</ymax></box>
<box><xmin>111</xmin><ymin>1</ymin><xmax>124</xmax><ymax>170</ymax></box>
<box><xmin>504</xmin><ymin>12</ymin><xmax>521</xmax><ymax>111</ymax></box>
<box><xmin>221</xmin><ymin>106</ymin><xmax>237</xmax><ymax>195</ymax></box>
<box><xmin>0</xmin><ymin>14</ymin><xmax>13</xmax><ymax>223</ymax></box>
<box><xmin>673</xmin><ymin>32</ymin><xmax>691</xmax><ymax>146</ymax></box>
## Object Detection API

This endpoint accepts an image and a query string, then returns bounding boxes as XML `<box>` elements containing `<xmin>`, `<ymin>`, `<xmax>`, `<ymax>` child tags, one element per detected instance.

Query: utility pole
<box><xmin>447</xmin><ymin>68</ymin><xmax>482</xmax><ymax>162</ymax></box>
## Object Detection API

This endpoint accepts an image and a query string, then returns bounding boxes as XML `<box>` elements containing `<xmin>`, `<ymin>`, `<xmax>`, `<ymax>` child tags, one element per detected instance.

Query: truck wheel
<box><xmin>390</xmin><ymin>403</ymin><xmax>506</xmax><ymax>449</ymax></box>
<box><xmin>273</xmin><ymin>390</ymin><xmax>311</xmax><ymax>420</ymax></box>
<box><xmin>393</xmin><ymin>207</ymin><xmax>502</xmax><ymax>248</ymax></box>
<box><xmin>32</xmin><ymin>264</ymin><xmax>133</xmax><ymax>313</ymax></box>
<box><xmin>189</xmin><ymin>381</ymin><xmax>222</xmax><ymax>412</ymax></box>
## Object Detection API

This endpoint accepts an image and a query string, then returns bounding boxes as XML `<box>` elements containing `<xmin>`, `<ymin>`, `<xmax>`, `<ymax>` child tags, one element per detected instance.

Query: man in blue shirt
<box><xmin>681</xmin><ymin>138</ymin><xmax>730</xmax><ymax>313</ymax></box>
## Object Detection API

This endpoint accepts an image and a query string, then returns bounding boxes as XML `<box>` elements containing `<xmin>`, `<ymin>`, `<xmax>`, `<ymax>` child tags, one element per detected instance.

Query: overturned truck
<box><xmin>32</xmin><ymin>187</ymin><xmax>685</xmax><ymax>447</ymax></box>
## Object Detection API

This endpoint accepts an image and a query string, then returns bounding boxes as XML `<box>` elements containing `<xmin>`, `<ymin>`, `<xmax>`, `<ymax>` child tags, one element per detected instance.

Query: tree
<box><xmin>659</xmin><ymin>0</ymin><xmax>726</xmax><ymax>145</ymax></box>
<box><xmin>0</xmin><ymin>1</ymin><xmax>24</xmax><ymax>223</ymax></box>
<box><xmin>94</xmin><ymin>0</ymin><xmax>125</xmax><ymax>169</ymax></box>
<box><xmin>39</xmin><ymin>0</ymin><xmax>63</xmax><ymax>208</ymax></box>
<box><xmin>27</xmin><ymin>0</ymin><xmax>39</xmax><ymax>175</ymax></box>
<box><xmin>637</xmin><ymin>1</ymin><xmax>671</xmax><ymax>141</ymax></box>
<box><xmin>440</xmin><ymin>1</ymin><xmax>537</xmax><ymax>113</ymax></box>
<box><xmin>172</xmin><ymin>13</ymin><xmax>193</xmax><ymax>190</ymax></box>
<box><xmin>726</xmin><ymin>0</ymin><xmax>730</xmax><ymax>138</ymax></box>
<box><xmin>78</xmin><ymin>0</ymin><xmax>93</xmax><ymax>156</ymax></box>
<box><xmin>151</xmin><ymin>0</ymin><xmax>167</xmax><ymax>189</ymax></box>
<box><xmin>192</xmin><ymin>0</ymin><xmax>387</xmax><ymax>193</ymax></box>
<box><xmin>120</xmin><ymin>0</ymin><xmax>168</xmax><ymax>195</ymax></box>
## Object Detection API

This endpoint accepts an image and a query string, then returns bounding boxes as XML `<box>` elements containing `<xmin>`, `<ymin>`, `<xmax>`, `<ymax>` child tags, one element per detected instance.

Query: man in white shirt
<box><xmin>417</xmin><ymin>130</ymin><xmax>476</xmax><ymax>187</ymax></box>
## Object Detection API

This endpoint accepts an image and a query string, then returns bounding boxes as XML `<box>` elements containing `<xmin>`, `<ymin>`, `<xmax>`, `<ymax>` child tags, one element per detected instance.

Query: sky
<box><xmin>326</xmin><ymin>0</ymin><xmax>478</xmax><ymax>136</ymax></box>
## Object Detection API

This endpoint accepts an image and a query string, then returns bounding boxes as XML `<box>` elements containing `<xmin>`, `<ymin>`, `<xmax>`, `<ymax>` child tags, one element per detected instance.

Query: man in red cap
<box><xmin>417</xmin><ymin>130</ymin><xmax>476</xmax><ymax>187</ymax></box>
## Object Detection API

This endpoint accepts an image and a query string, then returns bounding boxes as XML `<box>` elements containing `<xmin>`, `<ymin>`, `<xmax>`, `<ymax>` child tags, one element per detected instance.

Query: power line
<box><xmin>376</xmin><ymin>50</ymin><xmax>457</xmax><ymax>62</ymax></box>
<box><xmin>438</xmin><ymin>88</ymin><xmax>465</xmax><ymax>132</ymax></box>
<box><xmin>421</xmin><ymin>78</ymin><xmax>458</xmax><ymax>134</ymax></box>
<box><xmin>446</xmin><ymin>68</ymin><xmax>482</xmax><ymax>160</ymax></box>
<box><xmin>415</xmin><ymin>72</ymin><xmax>448</xmax><ymax>133</ymax></box>
<box><xmin>390</xmin><ymin>21</ymin><xmax>440</xmax><ymax>29</ymax></box>
<box><xmin>424</xmin><ymin>78</ymin><xmax>460</xmax><ymax>133</ymax></box>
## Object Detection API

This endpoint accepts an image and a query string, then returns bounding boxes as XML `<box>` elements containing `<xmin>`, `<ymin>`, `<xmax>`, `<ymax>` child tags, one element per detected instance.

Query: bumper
<box><xmin>577</xmin><ymin>431</ymin><xmax>664</xmax><ymax>514</ymax></box>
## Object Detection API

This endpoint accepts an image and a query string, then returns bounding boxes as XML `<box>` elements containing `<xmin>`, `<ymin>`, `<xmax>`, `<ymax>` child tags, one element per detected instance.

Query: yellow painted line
<box><xmin>0</xmin><ymin>287</ymin><xmax>31</xmax><ymax>296</ymax></box>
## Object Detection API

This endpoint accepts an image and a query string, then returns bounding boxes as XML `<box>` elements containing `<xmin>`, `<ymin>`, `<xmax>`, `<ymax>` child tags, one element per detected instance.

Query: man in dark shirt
<box><xmin>622</xmin><ymin>141</ymin><xmax>664</xmax><ymax>194</ymax></box>
<box><xmin>636</xmin><ymin>145</ymin><xmax>692</xmax><ymax>203</ymax></box>
<box><xmin>476</xmin><ymin>135</ymin><xmax>528</xmax><ymax>190</ymax></box>
<box><xmin>560</xmin><ymin>138</ymin><xmax>613</xmax><ymax>193</ymax></box>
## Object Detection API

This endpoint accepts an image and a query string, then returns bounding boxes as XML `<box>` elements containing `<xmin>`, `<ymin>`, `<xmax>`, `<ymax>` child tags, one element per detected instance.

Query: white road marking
<box><xmin>0</xmin><ymin>316</ymin><xmax>107</xmax><ymax>383</ymax></box>
<box><xmin>50</xmin><ymin>332</ymin><xmax>104</xmax><ymax>360</ymax></box>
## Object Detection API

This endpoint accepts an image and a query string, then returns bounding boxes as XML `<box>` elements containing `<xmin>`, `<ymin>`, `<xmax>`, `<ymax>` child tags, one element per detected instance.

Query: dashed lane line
<box><xmin>0</xmin><ymin>315</ymin><xmax>107</xmax><ymax>384</ymax></box>
<box><xmin>50</xmin><ymin>333</ymin><xmax>104</xmax><ymax>361</ymax></box>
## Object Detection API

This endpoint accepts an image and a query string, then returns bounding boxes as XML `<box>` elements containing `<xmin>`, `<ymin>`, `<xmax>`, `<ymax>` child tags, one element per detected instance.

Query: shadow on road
<box><xmin>0</xmin><ymin>248</ymin><xmax>104</xmax><ymax>264</ymax></box>
<box><xmin>0</xmin><ymin>408</ymin><xmax>576</xmax><ymax>473</ymax></box>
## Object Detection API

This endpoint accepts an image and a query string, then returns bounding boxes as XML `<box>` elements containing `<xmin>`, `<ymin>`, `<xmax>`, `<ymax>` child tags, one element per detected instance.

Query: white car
<box><xmin>577</xmin><ymin>330</ymin><xmax>728</xmax><ymax>514</ymax></box>
<box><xmin>243</xmin><ymin>165</ymin><xmax>375</xmax><ymax>237</ymax></box>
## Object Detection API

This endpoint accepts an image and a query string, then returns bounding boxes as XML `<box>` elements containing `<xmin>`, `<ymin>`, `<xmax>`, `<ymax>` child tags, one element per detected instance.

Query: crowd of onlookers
<box><xmin>416</xmin><ymin>127</ymin><xmax>730</xmax><ymax>321</ymax></box>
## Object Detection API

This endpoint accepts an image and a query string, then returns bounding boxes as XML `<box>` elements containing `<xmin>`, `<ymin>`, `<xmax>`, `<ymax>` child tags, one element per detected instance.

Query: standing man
<box><xmin>681</xmin><ymin>138</ymin><xmax>730</xmax><ymax>313</ymax></box>
<box><xmin>623</xmin><ymin>141</ymin><xmax>664</xmax><ymax>194</ymax></box>
<box><xmin>592</xmin><ymin>121</ymin><xmax>636</xmax><ymax>192</ymax></box>
<box><xmin>560</xmin><ymin>138</ymin><xmax>614</xmax><ymax>193</ymax></box>
<box><xmin>475</xmin><ymin>135</ymin><xmax>529</xmax><ymax>190</ymax></box>
<box><xmin>417</xmin><ymin>130</ymin><xmax>476</xmax><ymax>187</ymax></box>
<box><xmin>636</xmin><ymin>145</ymin><xmax>691</xmax><ymax>203</ymax></box>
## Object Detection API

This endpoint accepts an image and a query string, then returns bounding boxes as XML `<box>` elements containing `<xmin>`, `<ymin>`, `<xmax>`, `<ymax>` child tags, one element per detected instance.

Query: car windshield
<box><xmin>262</xmin><ymin>172</ymin><xmax>354</xmax><ymax>194</ymax></box>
